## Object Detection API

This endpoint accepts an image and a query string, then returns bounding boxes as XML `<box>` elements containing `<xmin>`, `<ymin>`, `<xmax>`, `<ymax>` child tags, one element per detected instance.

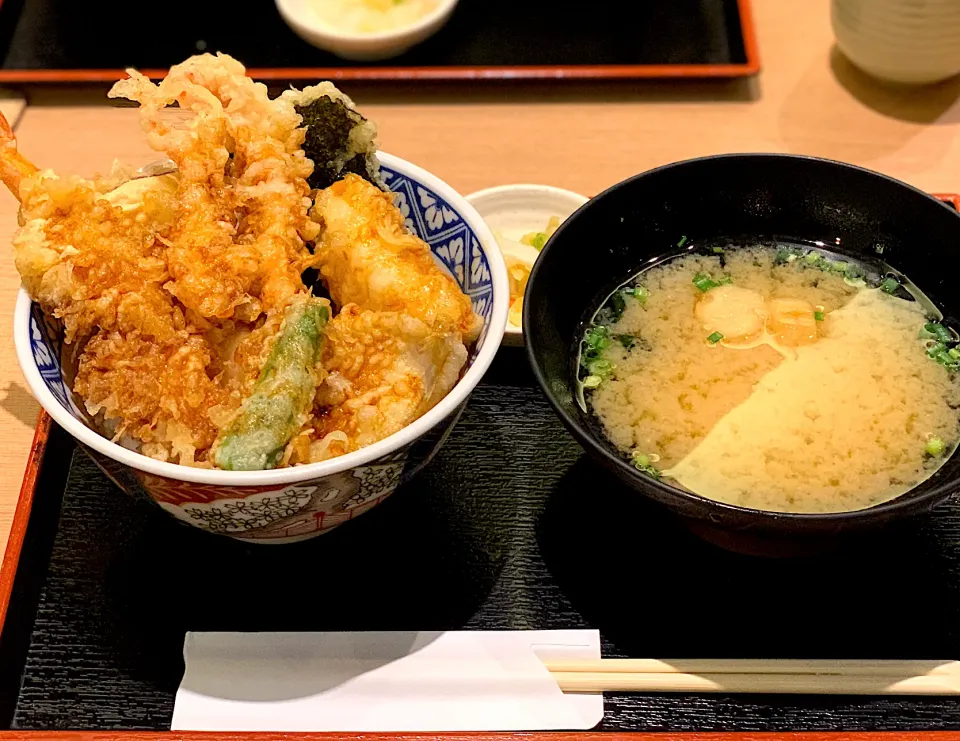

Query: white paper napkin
<box><xmin>172</xmin><ymin>630</ymin><xmax>603</xmax><ymax>732</ymax></box>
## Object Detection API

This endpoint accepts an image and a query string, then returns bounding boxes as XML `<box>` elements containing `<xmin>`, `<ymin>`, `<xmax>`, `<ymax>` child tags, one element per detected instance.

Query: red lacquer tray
<box><xmin>0</xmin><ymin>0</ymin><xmax>759</xmax><ymax>83</ymax></box>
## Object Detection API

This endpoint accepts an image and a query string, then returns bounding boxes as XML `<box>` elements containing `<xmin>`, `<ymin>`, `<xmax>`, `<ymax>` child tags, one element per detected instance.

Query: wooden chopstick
<box><xmin>542</xmin><ymin>659</ymin><xmax>960</xmax><ymax>676</ymax></box>
<box><xmin>541</xmin><ymin>660</ymin><xmax>960</xmax><ymax>695</ymax></box>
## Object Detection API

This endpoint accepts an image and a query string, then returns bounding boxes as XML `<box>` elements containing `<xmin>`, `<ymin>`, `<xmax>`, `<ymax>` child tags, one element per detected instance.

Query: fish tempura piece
<box><xmin>213</xmin><ymin>296</ymin><xmax>330</xmax><ymax>471</ymax></box>
<box><xmin>311</xmin><ymin>306</ymin><xmax>467</xmax><ymax>454</ymax></box>
<box><xmin>312</xmin><ymin>174</ymin><xmax>482</xmax><ymax>341</ymax></box>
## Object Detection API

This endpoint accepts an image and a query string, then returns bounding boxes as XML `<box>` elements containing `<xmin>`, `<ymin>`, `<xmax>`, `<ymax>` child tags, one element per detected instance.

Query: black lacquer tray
<box><xmin>0</xmin><ymin>0</ymin><xmax>759</xmax><ymax>82</ymax></box>
<box><xmin>1</xmin><ymin>196</ymin><xmax>960</xmax><ymax>735</ymax></box>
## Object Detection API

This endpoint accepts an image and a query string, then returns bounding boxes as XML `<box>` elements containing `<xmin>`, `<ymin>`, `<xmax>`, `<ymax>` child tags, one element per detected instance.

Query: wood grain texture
<box><xmin>0</xmin><ymin>0</ymin><xmax>959</xmax><ymax>565</ymax></box>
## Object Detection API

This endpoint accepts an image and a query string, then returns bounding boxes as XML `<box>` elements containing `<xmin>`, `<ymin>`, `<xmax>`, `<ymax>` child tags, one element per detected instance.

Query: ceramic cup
<box><xmin>832</xmin><ymin>0</ymin><xmax>960</xmax><ymax>85</ymax></box>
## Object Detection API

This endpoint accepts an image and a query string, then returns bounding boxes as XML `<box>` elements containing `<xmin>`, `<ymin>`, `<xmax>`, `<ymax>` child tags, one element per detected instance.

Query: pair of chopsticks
<box><xmin>542</xmin><ymin>659</ymin><xmax>960</xmax><ymax>695</ymax></box>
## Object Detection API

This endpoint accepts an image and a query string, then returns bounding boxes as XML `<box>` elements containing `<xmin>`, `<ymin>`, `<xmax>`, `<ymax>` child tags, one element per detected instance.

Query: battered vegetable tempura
<box><xmin>1</xmin><ymin>53</ymin><xmax>480</xmax><ymax>469</ymax></box>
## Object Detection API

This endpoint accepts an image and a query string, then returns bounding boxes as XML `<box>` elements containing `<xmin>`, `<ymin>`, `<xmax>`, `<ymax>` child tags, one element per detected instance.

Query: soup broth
<box><xmin>581</xmin><ymin>245</ymin><xmax>960</xmax><ymax>514</ymax></box>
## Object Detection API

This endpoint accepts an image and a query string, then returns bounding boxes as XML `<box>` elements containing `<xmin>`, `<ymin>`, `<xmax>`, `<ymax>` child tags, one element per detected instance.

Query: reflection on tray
<box><xmin>0</xmin><ymin>0</ymin><xmax>758</xmax><ymax>80</ymax></box>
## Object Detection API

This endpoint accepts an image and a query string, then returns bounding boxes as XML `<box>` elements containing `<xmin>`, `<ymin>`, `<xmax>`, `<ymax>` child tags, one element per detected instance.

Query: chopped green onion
<box><xmin>934</xmin><ymin>349</ymin><xmax>954</xmax><ymax>365</ymax></box>
<box><xmin>880</xmin><ymin>277</ymin><xmax>900</xmax><ymax>294</ymax></box>
<box><xmin>927</xmin><ymin>342</ymin><xmax>947</xmax><ymax>358</ymax></box>
<box><xmin>583</xmin><ymin>326</ymin><xmax>610</xmax><ymax>359</ymax></box>
<box><xmin>926</xmin><ymin>437</ymin><xmax>946</xmax><ymax>457</ymax></box>
<box><xmin>717</xmin><ymin>275</ymin><xmax>733</xmax><ymax>285</ymax></box>
<box><xmin>783</xmin><ymin>247</ymin><xmax>813</xmax><ymax>264</ymax></box>
<box><xmin>843</xmin><ymin>276</ymin><xmax>867</xmax><ymax>288</ymax></box>
<box><xmin>632</xmin><ymin>286</ymin><xmax>649</xmax><ymax>304</ymax></box>
<box><xmin>585</xmin><ymin>325</ymin><xmax>608</xmax><ymax>343</ymax></box>
<box><xmin>933</xmin><ymin>352</ymin><xmax>960</xmax><ymax>371</ymax></box>
<box><xmin>693</xmin><ymin>272</ymin><xmax>719</xmax><ymax>292</ymax></box>
<box><xmin>804</xmin><ymin>251</ymin><xmax>821</xmax><ymax>265</ymax></box>
<box><xmin>844</xmin><ymin>263</ymin><xmax>865</xmax><ymax>279</ymax></box>
<box><xmin>926</xmin><ymin>339</ymin><xmax>960</xmax><ymax>371</ymax></box>
<box><xmin>775</xmin><ymin>246</ymin><xmax>805</xmax><ymax>265</ymax></box>
<box><xmin>582</xmin><ymin>375</ymin><xmax>601</xmax><ymax>389</ymax></box>
<box><xmin>677</xmin><ymin>235</ymin><xmax>688</xmax><ymax>247</ymax></box>
<box><xmin>587</xmin><ymin>358</ymin><xmax>615</xmax><ymax>378</ymax></box>
<box><xmin>712</xmin><ymin>246</ymin><xmax>724</xmax><ymax>254</ymax></box>
<box><xmin>530</xmin><ymin>232</ymin><xmax>548</xmax><ymax>251</ymax></box>
<box><xmin>707</xmin><ymin>331</ymin><xmax>724</xmax><ymax>344</ymax></box>
<box><xmin>814</xmin><ymin>311</ymin><xmax>824</xmax><ymax>321</ymax></box>
<box><xmin>926</xmin><ymin>322</ymin><xmax>954</xmax><ymax>344</ymax></box>
<box><xmin>632</xmin><ymin>452</ymin><xmax>661</xmax><ymax>479</ymax></box>
<box><xmin>830</xmin><ymin>260</ymin><xmax>850</xmax><ymax>274</ymax></box>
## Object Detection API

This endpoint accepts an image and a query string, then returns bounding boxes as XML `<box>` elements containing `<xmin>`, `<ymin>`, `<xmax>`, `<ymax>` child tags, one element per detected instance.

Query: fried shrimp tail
<box><xmin>0</xmin><ymin>110</ymin><xmax>38</xmax><ymax>201</ymax></box>
<box><xmin>213</xmin><ymin>297</ymin><xmax>329</xmax><ymax>471</ymax></box>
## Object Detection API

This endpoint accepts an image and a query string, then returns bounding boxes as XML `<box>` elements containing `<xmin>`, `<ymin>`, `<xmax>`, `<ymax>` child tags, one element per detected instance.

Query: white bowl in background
<box><xmin>276</xmin><ymin>0</ymin><xmax>459</xmax><ymax>61</ymax></box>
<box><xmin>832</xmin><ymin>0</ymin><xmax>960</xmax><ymax>85</ymax></box>
<box><xmin>466</xmin><ymin>184</ymin><xmax>589</xmax><ymax>346</ymax></box>
<box><xmin>16</xmin><ymin>152</ymin><xmax>509</xmax><ymax>543</ymax></box>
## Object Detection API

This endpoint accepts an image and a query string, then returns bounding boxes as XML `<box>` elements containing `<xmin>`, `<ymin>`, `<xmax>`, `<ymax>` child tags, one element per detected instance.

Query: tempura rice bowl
<box><xmin>15</xmin><ymin>153</ymin><xmax>509</xmax><ymax>544</ymax></box>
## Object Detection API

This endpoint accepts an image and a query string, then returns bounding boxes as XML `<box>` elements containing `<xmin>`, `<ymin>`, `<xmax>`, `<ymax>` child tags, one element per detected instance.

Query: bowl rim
<box><xmin>275</xmin><ymin>0</ymin><xmax>459</xmax><ymax>43</ymax></box>
<box><xmin>465</xmin><ymin>183</ymin><xmax>590</xmax><ymax>209</ymax></box>
<box><xmin>524</xmin><ymin>151</ymin><xmax>960</xmax><ymax>524</ymax></box>
<box><xmin>15</xmin><ymin>150</ymin><xmax>510</xmax><ymax>486</ymax></box>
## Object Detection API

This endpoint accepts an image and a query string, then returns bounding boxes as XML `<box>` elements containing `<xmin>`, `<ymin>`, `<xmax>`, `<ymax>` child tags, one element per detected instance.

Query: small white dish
<box><xmin>466</xmin><ymin>184</ymin><xmax>589</xmax><ymax>346</ymax></box>
<box><xmin>276</xmin><ymin>0</ymin><xmax>459</xmax><ymax>61</ymax></box>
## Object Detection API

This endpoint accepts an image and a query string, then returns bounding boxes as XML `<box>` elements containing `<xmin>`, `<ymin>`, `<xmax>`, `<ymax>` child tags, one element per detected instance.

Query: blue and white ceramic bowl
<box><xmin>14</xmin><ymin>152</ymin><xmax>509</xmax><ymax>543</ymax></box>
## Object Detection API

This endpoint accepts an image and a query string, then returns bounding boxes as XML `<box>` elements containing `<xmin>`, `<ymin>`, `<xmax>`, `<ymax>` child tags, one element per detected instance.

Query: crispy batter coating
<box><xmin>3</xmin><ymin>53</ymin><xmax>479</xmax><ymax>469</ymax></box>
<box><xmin>9</xmin><ymin>53</ymin><xmax>325</xmax><ymax>464</ymax></box>
<box><xmin>15</xmin><ymin>171</ymin><xmax>180</xmax><ymax>345</ymax></box>
<box><xmin>109</xmin><ymin>53</ymin><xmax>319</xmax><ymax>321</ymax></box>
<box><xmin>75</xmin><ymin>329</ymin><xmax>228</xmax><ymax>464</ymax></box>
<box><xmin>313</xmin><ymin>174</ymin><xmax>482</xmax><ymax>341</ymax></box>
<box><xmin>309</xmin><ymin>305</ymin><xmax>467</xmax><ymax>457</ymax></box>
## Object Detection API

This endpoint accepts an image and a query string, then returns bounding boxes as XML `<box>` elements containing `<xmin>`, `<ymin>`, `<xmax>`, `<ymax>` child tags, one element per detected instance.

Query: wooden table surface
<box><xmin>0</xmin><ymin>0</ymin><xmax>958</xmax><ymax>557</ymax></box>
